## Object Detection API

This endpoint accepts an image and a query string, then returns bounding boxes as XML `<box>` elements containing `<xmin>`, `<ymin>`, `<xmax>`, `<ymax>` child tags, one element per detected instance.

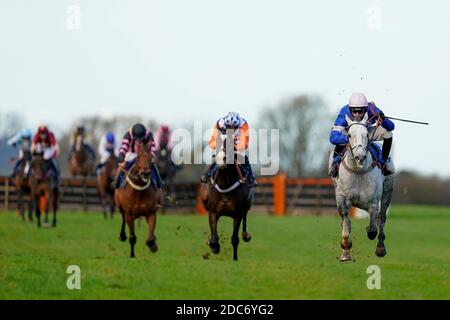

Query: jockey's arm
<box><xmin>98</xmin><ymin>136</ymin><xmax>106</xmax><ymax>155</ymax></box>
<box><xmin>208</xmin><ymin>123</ymin><xmax>220</xmax><ymax>151</ymax></box>
<box><xmin>144</xmin><ymin>131</ymin><xmax>157</xmax><ymax>158</ymax></box>
<box><xmin>368</xmin><ymin>102</ymin><xmax>395</xmax><ymax>131</ymax></box>
<box><xmin>235</xmin><ymin>122</ymin><xmax>249</xmax><ymax>151</ymax></box>
<box><xmin>7</xmin><ymin>132</ymin><xmax>21</xmax><ymax>147</ymax></box>
<box><xmin>330</xmin><ymin>108</ymin><xmax>349</xmax><ymax>145</ymax></box>
<box><xmin>118</xmin><ymin>131</ymin><xmax>132</xmax><ymax>163</ymax></box>
<box><xmin>53</xmin><ymin>143</ymin><xmax>60</xmax><ymax>158</ymax></box>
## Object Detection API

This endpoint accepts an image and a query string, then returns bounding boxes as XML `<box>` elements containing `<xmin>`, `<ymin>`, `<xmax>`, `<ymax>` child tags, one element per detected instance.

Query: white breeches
<box><xmin>368</xmin><ymin>125</ymin><xmax>393</xmax><ymax>141</ymax></box>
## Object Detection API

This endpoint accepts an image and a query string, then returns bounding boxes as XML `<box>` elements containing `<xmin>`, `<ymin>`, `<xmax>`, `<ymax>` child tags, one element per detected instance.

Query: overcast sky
<box><xmin>0</xmin><ymin>0</ymin><xmax>448</xmax><ymax>176</ymax></box>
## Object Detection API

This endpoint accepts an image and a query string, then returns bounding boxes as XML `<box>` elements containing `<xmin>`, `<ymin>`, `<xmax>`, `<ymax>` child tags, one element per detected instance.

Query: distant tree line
<box><xmin>392</xmin><ymin>171</ymin><xmax>450</xmax><ymax>206</ymax></box>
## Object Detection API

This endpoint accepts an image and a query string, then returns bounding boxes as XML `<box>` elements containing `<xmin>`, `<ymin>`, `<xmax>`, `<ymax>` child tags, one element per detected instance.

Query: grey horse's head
<box><xmin>345</xmin><ymin>113</ymin><xmax>369</xmax><ymax>168</ymax></box>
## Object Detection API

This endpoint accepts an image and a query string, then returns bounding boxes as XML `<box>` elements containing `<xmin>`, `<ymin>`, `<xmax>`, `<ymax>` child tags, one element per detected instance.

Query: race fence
<box><xmin>0</xmin><ymin>174</ymin><xmax>337</xmax><ymax>215</ymax></box>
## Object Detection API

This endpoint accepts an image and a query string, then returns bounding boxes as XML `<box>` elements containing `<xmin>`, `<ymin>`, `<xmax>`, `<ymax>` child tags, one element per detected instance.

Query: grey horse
<box><xmin>329</xmin><ymin>113</ymin><xmax>395</xmax><ymax>261</ymax></box>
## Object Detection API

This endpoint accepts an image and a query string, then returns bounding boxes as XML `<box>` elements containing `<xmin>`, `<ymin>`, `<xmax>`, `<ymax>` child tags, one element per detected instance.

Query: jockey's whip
<box><xmin>385</xmin><ymin>116</ymin><xmax>429</xmax><ymax>126</ymax></box>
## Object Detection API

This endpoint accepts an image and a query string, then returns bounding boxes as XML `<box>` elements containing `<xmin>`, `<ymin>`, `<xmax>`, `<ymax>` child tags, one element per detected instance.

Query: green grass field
<box><xmin>1</xmin><ymin>205</ymin><xmax>450</xmax><ymax>299</ymax></box>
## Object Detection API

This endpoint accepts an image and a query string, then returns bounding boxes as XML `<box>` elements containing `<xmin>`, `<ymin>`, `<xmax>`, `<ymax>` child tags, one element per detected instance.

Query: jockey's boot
<box><xmin>200</xmin><ymin>161</ymin><xmax>216</xmax><ymax>184</ymax></box>
<box><xmin>111</xmin><ymin>168</ymin><xmax>123</xmax><ymax>189</ymax></box>
<box><xmin>242</xmin><ymin>158</ymin><xmax>257</xmax><ymax>187</ymax></box>
<box><xmin>95</xmin><ymin>163</ymin><xmax>101</xmax><ymax>175</ymax></box>
<box><xmin>96</xmin><ymin>162</ymin><xmax>107</xmax><ymax>176</ymax></box>
<box><xmin>152</xmin><ymin>163</ymin><xmax>165</xmax><ymax>189</ymax></box>
<box><xmin>381</xmin><ymin>137</ymin><xmax>395</xmax><ymax>176</ymax></box>
<box><xmin>49</xmin><ymin>160</ymin><xmax>60</xmax><ymax>186</ymax></box>
<box><xmin>10</xmin><ymin>160</ymin><xmax>22</xmax><ymax>179</ymax></box>
<box><xmin>85</xmin><ymin>144</ymin><xmax>97</xmax><ymax>161</ymax></box>
<box><xmin>67</xmin><ymin>149</ymin><xmax>73</xmax><ymax>161</ymax></box>
<box><xmin>329</xmin><ymin>145</ymin><xmax>345</xmax><ymax>178</ymax></box>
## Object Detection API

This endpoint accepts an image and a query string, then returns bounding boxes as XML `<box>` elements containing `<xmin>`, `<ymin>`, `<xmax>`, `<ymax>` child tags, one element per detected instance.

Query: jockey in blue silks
<box><xmin>7</xmin><ymin>128</ymin><xmax>33</xmax><ymax>178</ymax></box>
<box><xmin>95</xmin><ymin>131</ymin><xmax>117</xmax><ymax>174</ymax></box>
<box><xmin>329</xmin><ymin>92</ymin><xmax>395</xmax><ymax>177</ymax></box>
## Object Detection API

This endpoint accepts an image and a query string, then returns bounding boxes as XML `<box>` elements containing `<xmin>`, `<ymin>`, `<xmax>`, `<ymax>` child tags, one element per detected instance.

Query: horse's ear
<box><xmin>361</xmin><ymin>112</ymin><xmax>369</xmax><ymax>125</ymax></box>
<box><xmin>345</xmin><ymin>114</ymin><xmax>354</xmax><ymax>126</ymax></box>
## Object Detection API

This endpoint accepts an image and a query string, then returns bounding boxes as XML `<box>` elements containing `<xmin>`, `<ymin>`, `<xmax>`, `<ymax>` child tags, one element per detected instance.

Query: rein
<box><xmin>210</xmin><ymin>163</ymin><xmax>246</xmax><ymax>194</ymax></box>
<box><xmin>343</xmin><ymin>122</ymin><xmax>378</xmax><ymax>175</ymax></box>
<box><xmin>119</xmin><ymin>165</ymin><xmax>151</xmax><ymax>191</ymax></box>
<box><xmin>341</xmin><ymin>153</ymin><xmax>377</xmax><ymax>175</ymax></box>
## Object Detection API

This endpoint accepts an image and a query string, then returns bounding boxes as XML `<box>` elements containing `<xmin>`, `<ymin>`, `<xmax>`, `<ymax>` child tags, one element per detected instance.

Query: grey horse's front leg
<box><xmin>337</xmin><ymin>197</ymin><xmax>352</xmax><ymax>262</ymax></box>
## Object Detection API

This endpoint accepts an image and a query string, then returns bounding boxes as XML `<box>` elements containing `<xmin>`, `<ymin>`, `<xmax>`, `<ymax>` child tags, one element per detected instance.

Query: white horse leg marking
<box><xmin>337</xmin><ymin>198</ymin><xmax>352</xmax><ymax>261</ymax></box>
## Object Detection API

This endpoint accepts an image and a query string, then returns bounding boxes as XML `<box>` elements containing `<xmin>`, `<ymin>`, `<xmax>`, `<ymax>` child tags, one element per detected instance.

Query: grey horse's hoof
<box><xmin>242</xmin><ymin>232</ymin><xmax>252</xmax><ymax>242</ymax></box>
<box><xmin>375</xmin><ymin>246</ymin><xmax>387</xmax><ymax>257</ymax></box>
<box><xmin>366</xmin><ymin>226</ymin><xmax>378</xmax><ymax>240</ymax></box>
<box><xmin>339</xmin><ymin>250</ymin><xmax>352</xmax><ymax>262</ymax></box>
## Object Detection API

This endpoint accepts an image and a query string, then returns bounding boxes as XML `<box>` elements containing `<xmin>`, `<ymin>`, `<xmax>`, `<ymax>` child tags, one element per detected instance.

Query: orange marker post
<box><xmin>273</xmin><ymin>173</ymin><xmax>287</xmax><ymax>216</ymax></box>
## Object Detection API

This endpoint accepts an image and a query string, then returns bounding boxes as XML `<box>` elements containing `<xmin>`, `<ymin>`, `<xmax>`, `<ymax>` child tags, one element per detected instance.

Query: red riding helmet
<box><xmin>38</xmin><ymin>125</ymin><xmax>49</xmax><ymax>134</ymax></box>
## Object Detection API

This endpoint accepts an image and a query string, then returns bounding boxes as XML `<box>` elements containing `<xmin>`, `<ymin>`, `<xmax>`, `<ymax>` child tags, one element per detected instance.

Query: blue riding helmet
<box><xmin>106</xmin><ymin>132</ymin><xmax>115</xmax><ymax>143</ymax></box>
<box><xmin>20</xmin><ymin>128</ymin><xmax>33</xmax><ymax>139</ymax></box>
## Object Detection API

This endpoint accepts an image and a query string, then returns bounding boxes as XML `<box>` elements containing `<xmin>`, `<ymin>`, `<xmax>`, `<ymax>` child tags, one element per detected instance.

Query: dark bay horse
<box><xmin>12</xmin><ymin>151</ymin><xmax>33</xmax><ymax>222</ymax></box>
<box><xmin>69</xmin><ymin>134</ymin><xmax>94</xmax><ymax>176</ymax></box>
<box><xmin>97</xmin><ymin>154</ymin><xmax>117</xmax><ymax>219</ymax></box>
<box><xmin>115</xmin><ymin>143</ymin><xmax>162</xmax><ymax>258</ymax></box>
<box><xmin>200</xmin><ymin>132</ymin><xmax>254</xmax><ymax>261</ymax></box>
<box><xmin>156</xmin><ymin>147</ymin><xmax>181</xmax><ymax>211</ymax></box>
<box><xmin>29</xmin><ymin>154</ymin><xmax>59</xmax><ymax>228</ymax></box>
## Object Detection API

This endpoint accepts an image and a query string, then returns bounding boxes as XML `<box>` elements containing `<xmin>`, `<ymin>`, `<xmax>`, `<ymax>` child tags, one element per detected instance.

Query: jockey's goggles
<box><xmin>350</xmin><ymin>108</ymin><xmax>367</xmax><ymax>115</ymax></box>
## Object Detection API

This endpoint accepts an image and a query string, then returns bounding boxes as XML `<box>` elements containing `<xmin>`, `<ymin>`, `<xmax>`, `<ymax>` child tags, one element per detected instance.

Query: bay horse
<box><xmin>69</xmin><ymin>134</ymin><xmax>94</xmax><ymax>176</ymax></box>
<box><xmin>12</xmin><ymin>150</ymin><xmax>33</xmax><ymax>222</ymax></box>
<box><xmin>199</xmin><ymin>131</ymin><xmax>254</xmax><ymax>261</ymax></box>
<box><xmin>29</xmin><ymin>153</ymin><xmax>59</xmax><ymax>228</ymax></box>
<box><xmin>97</xmin><ymin>154</ymin><xmax>117</xmax><ymax>219</ymax></box>
<box><xmin>329</xmin><ymin>113</ymin><xmax>395</xmax><ymax>261</ymax></box>
<box><xmin>115</xmin><ymin>143</ymin><xmax>162</xmax><ymax>258</ymax></box>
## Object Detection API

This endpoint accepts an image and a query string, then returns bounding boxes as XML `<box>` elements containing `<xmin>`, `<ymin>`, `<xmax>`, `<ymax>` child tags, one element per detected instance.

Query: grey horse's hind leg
<box><xmin>376</xmin><ymin>175</ymin><xmax>394</xmax><ymax>257</ymax></box>
<box><xmin>337</xmin><ymin>198</ymin><xmax>352</xmax><ymax>261</ymax></box>
<box><xmin>366</xmin><ymin>204</ymin><xmax>379</xmax><ymax>240</ymax></box>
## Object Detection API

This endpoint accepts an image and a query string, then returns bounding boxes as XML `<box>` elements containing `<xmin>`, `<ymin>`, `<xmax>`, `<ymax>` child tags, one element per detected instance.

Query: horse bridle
<box><xmin>342</xmin><ymin>122</ymin><xmax>378</xmax><ymax>175</ymax></box>
<box><xmin>30</xmin><ymin>158</ymin><xmax>51</xmax><ymax>181</ymax></box>
<box><xmin>346</xmin><ymin>122</ymin><xmax>370</xmax><ymax>160</ymax></box>
<box><xmin>119</xmin><ymin>160</ymin><xmax>152</xmax><ymax>191</ymax></box>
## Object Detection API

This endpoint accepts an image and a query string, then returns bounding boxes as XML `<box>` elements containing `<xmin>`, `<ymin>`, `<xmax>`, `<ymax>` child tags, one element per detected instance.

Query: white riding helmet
<box><xmin>348</xmin><ymin>92</ymin><xmax>368</xmax><ymax>108</ymax></box>
<box><xmin>223</xmin><ymin>112</ymin><xmax>241</xmax><ymax>128</ymax></box>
